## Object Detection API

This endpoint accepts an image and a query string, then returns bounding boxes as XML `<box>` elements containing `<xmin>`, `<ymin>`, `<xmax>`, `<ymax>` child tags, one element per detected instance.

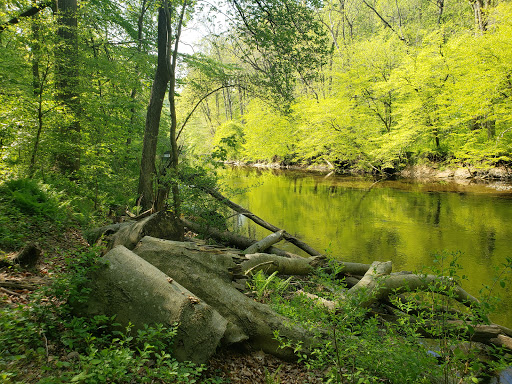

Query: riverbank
<box><xmin>225</xmin><ymin>160</ymin><xmax>512</xmax><ymax>182</ymax></box>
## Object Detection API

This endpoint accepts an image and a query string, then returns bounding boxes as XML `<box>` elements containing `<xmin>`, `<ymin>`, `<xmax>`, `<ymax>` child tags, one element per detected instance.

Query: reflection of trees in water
<box><xmin>222</xmin><ymin>168</ymin><xmax>512</xmax><ymax>312</ymax></box>
<box><xmin>482</xmin><ymin>229</ymin><xmax>496</xmax><ymax>258</ymax></box>
<box><xmin>433</xmin><ymin>194</ymin><xmax>441</xmax><ymax>225</ymax></box>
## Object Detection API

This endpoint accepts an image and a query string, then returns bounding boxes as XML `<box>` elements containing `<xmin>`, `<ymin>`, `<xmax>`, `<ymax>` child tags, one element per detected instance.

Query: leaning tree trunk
<box><xmin>196</xmin><ymin>188</ymin><xmax>322</xmax><ymax>256</ymax></box>
<box><xmin>137</xmin><ymin>5</ymin><xmax>171</xmax><ymax>211</ymax></box>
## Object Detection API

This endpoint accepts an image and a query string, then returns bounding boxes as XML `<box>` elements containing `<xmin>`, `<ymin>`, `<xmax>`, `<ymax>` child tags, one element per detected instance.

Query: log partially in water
<box><xmin>181</xmin><ymin>218</ymin><xmax>303</xmax><ymax>259</ymax></box>
<box><xmin>204</xmin><ymin>188</ymin><xmax>323</xmax><ymax>256</ymax></box>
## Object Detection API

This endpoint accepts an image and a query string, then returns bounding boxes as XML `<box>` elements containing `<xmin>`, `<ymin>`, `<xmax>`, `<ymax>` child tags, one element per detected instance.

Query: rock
<box><xmin>435</xmin><ymin>169</ymin><xmax>454</xmax><ymax>178</ymax></box>
<box><xmin>488</xmin><ymin>167</ymin><xmax>511</xmax><ymax>179</ymax></box>
<box><xmin>454</xmin><ymin>168</ymin><xmax>472</xmax><ymax>179</ymax></box>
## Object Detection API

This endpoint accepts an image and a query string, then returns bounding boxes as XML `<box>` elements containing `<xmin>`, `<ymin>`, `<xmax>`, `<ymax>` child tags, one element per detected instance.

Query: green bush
<box><xmin>264</xmin><ymin>253</ymin><xmax>512</xmax><ymax>384</ymax></box>
<box><xmin>0</xmin><ymin>178</ymin><xmax>71</xmax><ymax>250</ymax></box>
<box><xmin>0</xmin><ymin>179</ymin><xmax>64</xmax><ymax>219</ymax></box>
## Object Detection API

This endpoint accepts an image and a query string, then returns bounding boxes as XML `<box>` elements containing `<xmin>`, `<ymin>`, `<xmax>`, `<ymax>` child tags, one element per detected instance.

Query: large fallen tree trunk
<box><xmin>106</xmin><ymin>210</ymin><xmax>183</xmax><ymax>250</ymax></box>
<box><xmin>75</xmin><ymin>245</ymin><xmax>227</xmax><ymax>363</ymax></box>
<box><xmin>131</xmin><ymin>237</ymin><xmax>317</xmax><ymax>358</ymax></box>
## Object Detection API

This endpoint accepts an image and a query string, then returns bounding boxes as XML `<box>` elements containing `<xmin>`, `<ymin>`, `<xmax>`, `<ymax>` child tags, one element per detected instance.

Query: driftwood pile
<box><xmin>80</xmin><ymin>189</ymin><xmax>512</xmax><ymax>364</ymax></box>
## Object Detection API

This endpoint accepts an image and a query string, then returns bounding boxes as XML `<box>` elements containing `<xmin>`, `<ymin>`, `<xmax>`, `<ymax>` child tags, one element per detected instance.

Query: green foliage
<box><xmin>0</xmin><ymin>179</ymin><xmax>63</xmax><ymax>219</ymax></box>
<box><xmin>213</xmin><ymin>121</ymin><xmax>245</xmax><ymax>161</ymax></box>
<box><xmin>241</xmin><ymin>100</ymin><xmax>298</xmax><ymax>163</ymax></box>
<box><xmin>226</xmin><ymin>0</ymin><xmax>330</xmax><ymax>104</ymax></box>
<box><xmin>182</xmin><ymin>0</ymin><xmax>512</xmax><ymax>172</ymax></box>
<box><xmin>266</xmin><ymin>253</ymin><xmax>512</xmax><ymax>383</ymax></box>
<box><xmin>0</xmin><ymin>178</ymin><xmax>69</xmax><ymax>250</ymax></box>
<box><xmin>247</xmin><ymin>270</ymin><xmax>292</xmax><ymax>300</ymax></box>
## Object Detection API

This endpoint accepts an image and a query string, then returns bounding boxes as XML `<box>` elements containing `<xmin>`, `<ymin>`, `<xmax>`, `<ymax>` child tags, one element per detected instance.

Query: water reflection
<box><xmin>219</xmin><ymin>167</ymin><xmax>512</xmax><ymax>327</ymax></box>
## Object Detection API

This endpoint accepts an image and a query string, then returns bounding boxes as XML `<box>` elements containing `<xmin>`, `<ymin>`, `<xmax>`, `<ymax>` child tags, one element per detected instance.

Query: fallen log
<box><xmin>131</xmin><ymin>236</ymin><xmax>317</xmax><ymax>358</ymax></box>
<box><xmin>74</xmin><ymin>245</ymin><xmax>228</xmax><ymax>363</ymax></box>
<box><xmin>84</xmin><ymin>222</ymin><xmax>134</xmax><ymax>245</ymax></box>
<box><xmin>491</xmin><ymin>334</ymin><xmax>512</xmax><ymax>350</ymax></box>
<box><xmin>181</xmin><ymin>218</ymin><xmax>303</xmax><ymax>259</ymax></box>
<box><xmin>0</xmin><ymin>279</ymin><xmax>46</xmax><ymax>290</ymax></box>
<box><xmin>204</xmin><ymin>188</ymin><xmax>322</xmax><ymax>256</ymax></box>
<box><xmin>107</xmin><ymin>210</ymin><xmax>183</xmax><ymax>250</ymax></box>
<box><xmin>341</xmin><ymin>261</ymin><xmax>479</xmax><ymax>308</ymax></box>
<box><xmin>243</xmin><ymin>230</ymin><xmax>284</xmax><ymax>254</ymax></box>
<box><xmin>239</xmin><ymin>253</ymin><xmax>320</xmax><ymax>276</ymax></box>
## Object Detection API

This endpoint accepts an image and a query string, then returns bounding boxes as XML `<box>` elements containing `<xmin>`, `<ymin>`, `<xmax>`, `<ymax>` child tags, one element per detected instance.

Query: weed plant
<box><xmin>0</xmin><ymin>177</ymin><xmax>105</xmax><ymax>251</ymax></box>
<box><xmin>249</xmin><ymin>254</ymin><xmax>512</xmax><ymax>383</ymax></box>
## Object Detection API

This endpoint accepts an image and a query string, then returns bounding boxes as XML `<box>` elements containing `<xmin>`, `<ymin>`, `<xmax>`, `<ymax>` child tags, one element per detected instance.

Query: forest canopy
<box><xmin>1</xmin><ymin>0</ymin><xmax>512</xmax><ymax>211</ymax></box>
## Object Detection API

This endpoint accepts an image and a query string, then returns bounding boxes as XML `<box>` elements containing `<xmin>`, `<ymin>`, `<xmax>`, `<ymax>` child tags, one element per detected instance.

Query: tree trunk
<box><xmin>243</xmin><ymin>230</ymin><xmax>284</xmax><ymax>254</ymax></box>
<box><xmin>106</xmin><ymin>211</ymin><xmax>183</xmax><ymax>250</ymax></box>
<box><xmin>201</xmin><ymin>188</ymin><xmax>323</xmax><ymax>256</ymax></box>
<box><xmin>181</xmin><ymin>217</ymin><xmax>303</xmax><ymax>259</ymax></box>
<box><xmin>137</xmin><ymin>6</ymin><xmax>171</xmax><ymax>210</ymax></box>
<box><xmin>75</xmin><ymin>245</ymin><xmax>228</xmax><ymax>364</ymax></box>
<box><xmin>132</xmin><ymin>237</ymin><xmax>317</xmax><ymax>358</ymax></box>
<box><xmin>55</xmin><ymin>0</ymin><xmax>81</xmax><ymax>176</ymax></box>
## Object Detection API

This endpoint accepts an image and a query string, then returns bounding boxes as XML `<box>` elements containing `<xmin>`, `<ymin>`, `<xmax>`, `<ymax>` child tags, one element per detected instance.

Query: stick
<box><xmin>181</xmin><ymin>218</ymin><xmax>304</xmax><ymax>259</ymax></box>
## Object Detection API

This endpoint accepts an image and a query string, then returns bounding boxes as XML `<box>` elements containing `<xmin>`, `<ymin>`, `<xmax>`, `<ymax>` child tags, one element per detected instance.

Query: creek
<box><xmin>218</xmin><ymin>166</ymin><xmax>512</xmax><ymax>328</ymax></box>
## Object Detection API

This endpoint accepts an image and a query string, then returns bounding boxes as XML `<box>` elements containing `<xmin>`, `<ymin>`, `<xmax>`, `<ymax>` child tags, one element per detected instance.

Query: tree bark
<box><xmin>132</xmin><ymin>237</ymin><xmax>317</xmax><ymax>358</ymax></box>
<box><xmin>243</xmin><ymin>230</ymin><xmax>284</xmax><ymax>254</ymax></box>
<box><xmin>107</xmin><ymin>211</ymin><xmax>183</xmax><ymax>250</ymax></box>
<box><xmin>181</xmin><ymin>217</ymin><xmax>303</xmax><ymax>259</ymax></box>
<box><xmin>76</xmin><ymin>245</ymin><xmax>228</xmax><ymax>363</ymax></box>
<box><xmin>340</xmin><ymin>261</ymin><xmax>478</xmax><ymax>308</ymax></box>
<box><xmin>137</xmin><ymin>5</ymin><xmax>171</xmax><ymax>210</ymax></box>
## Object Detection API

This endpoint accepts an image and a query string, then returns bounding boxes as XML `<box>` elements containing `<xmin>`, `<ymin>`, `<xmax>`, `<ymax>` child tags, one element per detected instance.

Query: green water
<box><xmin>219</xmin><ymin>166</ymin><xmax>512</xmax><ymax>327</ymax></box>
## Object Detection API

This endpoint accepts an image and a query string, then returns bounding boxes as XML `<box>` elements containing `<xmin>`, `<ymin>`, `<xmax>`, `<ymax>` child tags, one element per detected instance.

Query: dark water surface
<box><xmin>218</xmin><ymin>166</ymin><xmax>512</xmax><ymax>327</ymax></box>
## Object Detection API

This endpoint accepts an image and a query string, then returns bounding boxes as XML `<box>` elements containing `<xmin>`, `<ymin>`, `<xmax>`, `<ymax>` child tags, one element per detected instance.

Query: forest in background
<box><xmin>184</xmin><ymin>0</ymin><xmax>512</xmax><ymax>173</ymax></box>
<box><xmin>1</xmin><ymin>0</ymin><xmax>512</xmax><ymax>213</ymax></box>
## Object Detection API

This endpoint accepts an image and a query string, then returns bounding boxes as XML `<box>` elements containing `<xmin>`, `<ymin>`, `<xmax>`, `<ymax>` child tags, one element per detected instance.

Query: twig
<box><xmin>41</xmin><ymin>331</ymin><xmax>49</xmax><ymax>362</ymax></box>
<box><xmin>0</xmin><ymin>286</ymin><xmax>22</xmax><ymax>297</ymax></box>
